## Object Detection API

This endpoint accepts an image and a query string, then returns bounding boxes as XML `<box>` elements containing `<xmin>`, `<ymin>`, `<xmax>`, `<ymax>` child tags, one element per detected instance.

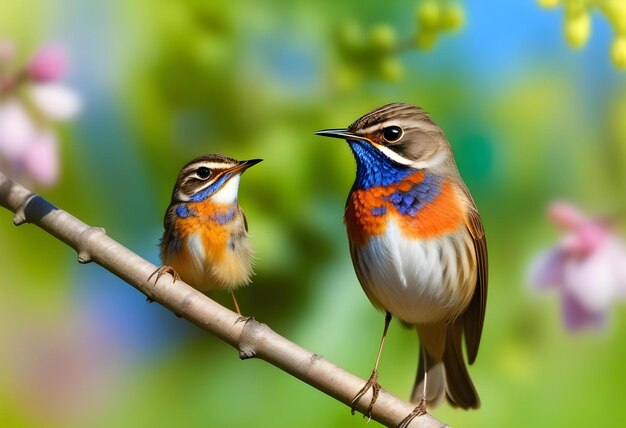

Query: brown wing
<box><xmin>460</xmin><ymin>187</ymin><xmax>488</xmax><ymax>365</ymax></box>
<box><xmin>241</xmin><ymin>208</ymin><xmax>249</xmax><ymax>232</ymax></box>
<box><xmin>159</xmin><ymin>204</ymin><xmax>178</xmax><ymax>262</ymax></box>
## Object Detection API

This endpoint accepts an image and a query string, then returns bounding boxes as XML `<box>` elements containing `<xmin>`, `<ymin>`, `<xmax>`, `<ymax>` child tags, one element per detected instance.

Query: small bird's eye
<box><xmin>382</xmin><ymin>126</ymin><xmax>403</xmax><ymax>142</ymax></box>
<box><xmin>196</xmin><ymin>167</ymin><xmax>211</xmax><ymax>179</ymax></box>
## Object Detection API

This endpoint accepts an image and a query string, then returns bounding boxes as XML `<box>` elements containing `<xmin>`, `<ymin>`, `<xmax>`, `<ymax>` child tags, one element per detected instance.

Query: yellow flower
<box><xmin>418</xmin><ymin>0</ymin><xmax>441</xmax><ymax>31</ymax></box>
<box><xmin>612</xmin><ymin>37</ymin><xmax>626</xmax><ymax>69</ymax></box>
<box><xmin>564</xmin><ymin>11</ymin><xmax>591</xmax><ymax>48</ymax></box>
<box><xmin>441</xmin><ymin>3</ymin><xmax>465</xmax><ymax>31</ymax></box>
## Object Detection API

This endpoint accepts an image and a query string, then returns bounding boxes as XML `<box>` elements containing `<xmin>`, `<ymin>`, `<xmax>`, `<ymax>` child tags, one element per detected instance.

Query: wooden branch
<box><xmin>0</xmin><ymin>172</ymin><xmax>449</xmax><ymax>428</ymax></box>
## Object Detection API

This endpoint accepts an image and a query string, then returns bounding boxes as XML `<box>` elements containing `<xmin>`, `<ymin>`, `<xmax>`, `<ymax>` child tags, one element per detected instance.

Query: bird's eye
<box><xmin>382</xmin><ymin>126</ymin><xmax>403</xmax><ymax>142</ymax></box>
<box><xmin>196</xmin><ymin>167</ymin><xmax>211</xmax><ymax>179</ymax></box>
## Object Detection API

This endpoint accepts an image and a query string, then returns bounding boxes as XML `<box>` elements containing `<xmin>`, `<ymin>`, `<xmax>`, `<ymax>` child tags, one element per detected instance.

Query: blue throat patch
<box><xmin>189</xmin><ymin>173</ymin><xmax>231</xmax><ymax>202</ymax></box>
<box><xmin>348</xmin><ymin>139</ymin><xmax>443</xmax><ymax>217</ymax></box>
<box><xmin>349</xmin><ymin>139</ymin><xmax>413</xmax><ymax>189</ymax></box>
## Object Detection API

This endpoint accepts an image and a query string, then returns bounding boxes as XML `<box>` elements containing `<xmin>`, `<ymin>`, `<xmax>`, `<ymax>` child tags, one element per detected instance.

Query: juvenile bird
<box><xmin>154</xmin><ymin>154</ymin><xmax>261</xmax><ymax>314</ymax></box>
<box><xmin>316</xmin><ymin>103</ymin><xmax>487</xmax><ymax>425</ymax></box>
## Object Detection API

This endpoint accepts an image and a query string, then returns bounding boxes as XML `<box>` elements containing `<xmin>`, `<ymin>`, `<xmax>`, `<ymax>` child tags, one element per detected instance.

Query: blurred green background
<box><xmin>2</xmin><ymin>0</ymin><xmax>626</xmax><ymax>427</ymax></box>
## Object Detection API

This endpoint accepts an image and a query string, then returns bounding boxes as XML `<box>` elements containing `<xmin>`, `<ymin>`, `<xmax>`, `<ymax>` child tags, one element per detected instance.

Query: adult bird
<box><xmin>153</xmin><ymin>154</ymin><xmax>262</xmax><ymax>315</ymax></box>
<box><xmin>316</xmin><ymin>103</ymin><xmax>487</xmax><ymax>425</ymax></box>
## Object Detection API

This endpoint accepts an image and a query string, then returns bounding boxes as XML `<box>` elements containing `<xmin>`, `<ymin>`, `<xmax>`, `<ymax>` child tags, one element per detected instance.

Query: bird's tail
<box><xmin>411</xmin><ymin>323</ymin><xmax>480</xmax><ymax>409</ymax></box>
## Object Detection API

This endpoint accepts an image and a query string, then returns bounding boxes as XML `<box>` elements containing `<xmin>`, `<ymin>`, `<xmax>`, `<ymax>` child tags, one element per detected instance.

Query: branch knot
<box><xmin>238</xmin><ymin>317</ymin><xmax>270</xmax><ymax>360</ymax></box>
<box><xmin>77</xmin><ymin>226</ymin><xmax>107</xmax><ymax>263</ymax></box>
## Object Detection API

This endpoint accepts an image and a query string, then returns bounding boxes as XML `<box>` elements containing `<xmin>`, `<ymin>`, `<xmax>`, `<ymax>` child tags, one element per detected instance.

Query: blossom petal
<box><xmin>562</xmin><ymin>292</ymin><xmax>605</xmax><ymax>331</ymax></box>
<box><xmin>549</xmin><ymin>201</ymin><xmax>587</xmax><ymax>230</ymax></box>
<box><xmin>563</xmin><ymin>243</ymin><xmax>617</xmax><ymax>313</ymax></box>
<box><xmin>0</xmin><ymin>99</ymin><xmax>38</xmax><ymax>160</ymax></box>
<box><xmin>22</xmin><ymin>131</ymin><xmax>59</xmax><ymax>186</ymax></box>
<box><xmin>29</xmin><ymin>84</ymin><xmax>82</xmax><ymax>121</ymax></box>
<box><xmin>528</xmin><ymin>247</ymin><xmax>567</xmax><ymax>290</ymax></box>
<box><xmin>603</xmin><ymin>237</ymin><xmax>626</xmax><ymax>299</ymax></box>
<box><xmin>27</xmin><ymin>44</ymin><xmax>69</xmax><ymax>82</ymax></box>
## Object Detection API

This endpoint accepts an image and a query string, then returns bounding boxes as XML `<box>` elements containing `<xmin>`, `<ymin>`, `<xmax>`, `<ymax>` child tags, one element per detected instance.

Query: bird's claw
<box><xmin>350</xmin><ymin>369</ymin><xmax>381</xmax><ymax>419</ymax></box>
<box><xmin>148</xmin><ymin>265</ymin><xmax>180</xmax><ymax>284</ymax></box>
<box><xmin>398</xmin><ymin>399</ymin><xmax>428</xmax><ymax>428</ymax></box>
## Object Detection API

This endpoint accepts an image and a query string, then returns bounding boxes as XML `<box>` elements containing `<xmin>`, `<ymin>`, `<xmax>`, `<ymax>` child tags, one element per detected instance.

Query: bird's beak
<box><xmin>315</xmin><ymin>128</ymin><xmax>361</xmax><ymax>141</ymax></box>
<box><xmin>228</xmin><ymin>159</ymin><xmax>263</xmax><ymax>175</ymax></box>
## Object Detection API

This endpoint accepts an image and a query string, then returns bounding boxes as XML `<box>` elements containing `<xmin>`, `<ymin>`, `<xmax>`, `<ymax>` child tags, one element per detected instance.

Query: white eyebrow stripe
<box><xmin>369</xmin><ymin>141</ymin><xmax>447</xmax><ymax>169</ymax></box>
<box><xmin>182</xmin><ymin>161</ymin><xmax>237</xmax><ymax>175</ymax></box>
<box><xmin>371</xmin><ymin>143</ymin><xmax>413</xmax><ymax>165</ymax></box>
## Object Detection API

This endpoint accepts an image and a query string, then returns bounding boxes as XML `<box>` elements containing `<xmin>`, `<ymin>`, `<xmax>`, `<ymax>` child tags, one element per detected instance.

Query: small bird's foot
<box><xmin>148</xmin><ymin>265</ymin><xmax>180</xmax><ymax>284</ymax></box>
<box><xmin>146</xmin><ymin>296</ymin><xmax>154</xmax><ymax>304</ymax></box>
<box><xmin>350</xmin><ymin>369</ymin><xmax>381</xmax><ymax>419</ymax></box>
<box><xmin>398</xmin><ymin>399</ymin><xmax>427</xmax><ymax>428</ymax></box>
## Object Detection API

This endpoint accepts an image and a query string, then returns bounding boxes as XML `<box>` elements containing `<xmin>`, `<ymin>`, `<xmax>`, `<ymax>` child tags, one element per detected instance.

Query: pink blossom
<box><xmin>0</xmin><ymin>96</ymin><xmax>70</xmax><ymax>186</ymax></box>
<box><xmin>0</xmin><ymin>99</ymin><xmax>37</xmax><ymax>161</ymax></box>
<box><xmin>29</xmin><ymin>84</ymin><xmax>82</xmax><ymax>120</ymax></box>
<box><xmin>529</xmin><ymin>201</ymin><xmax>626</xmax><ymax>330</ymax></box>
<box><xmin>0</xmin><ymin>41</ymin><xmax>81</xmax><ymax>186</ymax></box>
<box><xmin>27</xmin><ymin>44</ymin><xmax>69</xmax><ymax>82</ymax></box>
<box><xmin>22</xmin><ymin>131</ymin><xmax>59</xmax><ymax>186</ymax></box>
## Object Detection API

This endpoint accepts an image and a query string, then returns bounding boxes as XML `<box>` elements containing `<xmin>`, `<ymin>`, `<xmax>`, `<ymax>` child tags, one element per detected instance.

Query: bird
<box><xmin>152</xmin><ymin>154</ymin><xmax>262</xmax><ymax>315</ymax></box>
<box><xmin>316</xmin><ymin>103</ymin><xmax>487</xmax><ymax>426</ymax></box>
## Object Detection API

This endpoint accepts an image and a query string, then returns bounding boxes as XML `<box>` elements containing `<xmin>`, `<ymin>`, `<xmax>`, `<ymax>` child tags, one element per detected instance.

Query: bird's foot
<box><xmin>148</xmin><ymin>265</ymin><xmax>180</xmax><ymax>284</ymax></box>
<box><xmin>350</xmin><ymin>369</ymin><xmax>381</xmax><ymax>419</ymax></box>
<box><xmin>398</xmin><ymin>399</ymin><xmax>427</xmax><ymax>428</ymax></box>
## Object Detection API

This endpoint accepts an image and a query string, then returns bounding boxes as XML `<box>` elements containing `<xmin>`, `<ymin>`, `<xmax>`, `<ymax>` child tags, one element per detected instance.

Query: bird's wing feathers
<box><xmin>460</xmin><ymin>188</ymin><xmax>488</xmax><ymax>365</ymax></box>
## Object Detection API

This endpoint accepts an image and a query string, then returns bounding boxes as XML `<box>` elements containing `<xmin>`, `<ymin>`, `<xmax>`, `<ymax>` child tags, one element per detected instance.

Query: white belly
<box><xmin>350</xmin><ymin>221</ymin><xmax>476</xmax><ymax>324</ymax></box>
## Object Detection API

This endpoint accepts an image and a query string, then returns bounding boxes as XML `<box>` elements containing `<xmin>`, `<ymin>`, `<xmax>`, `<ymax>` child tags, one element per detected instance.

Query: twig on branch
<box><xmin>0</xmin><ymin>172</ymin><xmax>449</xmax><ymax>428</ymax></box>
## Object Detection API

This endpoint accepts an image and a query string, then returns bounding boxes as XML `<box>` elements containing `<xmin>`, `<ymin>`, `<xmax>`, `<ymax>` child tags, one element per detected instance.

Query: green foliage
<box><xmin>334</xmin><ymin>1</ymin><xmax>464</xmax><ymax>85</ymax></box>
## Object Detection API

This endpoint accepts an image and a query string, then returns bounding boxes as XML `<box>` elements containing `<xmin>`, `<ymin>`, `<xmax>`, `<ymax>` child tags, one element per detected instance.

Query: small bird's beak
<box><xmin>228</xmin><ymin>159</ymin><xmax>263</xmax><ymax>175</ymax></box>
<box><xmin>315</xmin><ymin>128</ymin><xmax>361</xmax><ymax>141</ymax></box>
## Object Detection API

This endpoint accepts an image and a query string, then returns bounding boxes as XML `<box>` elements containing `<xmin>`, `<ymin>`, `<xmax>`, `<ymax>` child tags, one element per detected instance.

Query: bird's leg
<box><xmin>231</xmin><ymin>290</ymin><xmax>256</xmax><ymax>325</ymax></box>
<box><xmin>351</xmin><ymin>311</ymin><xmax>392</xmax><ymax>419</ymax></box>
<box><xmin>398</xmin><ymin>348</ymin><xmax>428</xmax><ymax>428</ymax></box>
<box><xmin>230</xmin><ymin>289</ymin><xmax>242</xmax><ymax>316</ymax></box>
<box><xmin>421</xmin><ymin>346</ymin><xmax>429</xmax><ymax>404</ymax></box>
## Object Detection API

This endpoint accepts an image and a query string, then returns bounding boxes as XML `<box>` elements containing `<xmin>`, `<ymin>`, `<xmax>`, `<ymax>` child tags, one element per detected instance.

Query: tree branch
<box><xmin>0</xmin><ymin>172</ymin><xmax>449</xmax><ymax>428</ymax></box>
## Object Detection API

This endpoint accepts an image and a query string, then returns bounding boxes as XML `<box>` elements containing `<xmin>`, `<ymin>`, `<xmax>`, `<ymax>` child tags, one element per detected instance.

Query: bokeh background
<box><xmin>2</xmin><ymin>0</ymin><xmax>626</xmax><ymax>427</ymax></box>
